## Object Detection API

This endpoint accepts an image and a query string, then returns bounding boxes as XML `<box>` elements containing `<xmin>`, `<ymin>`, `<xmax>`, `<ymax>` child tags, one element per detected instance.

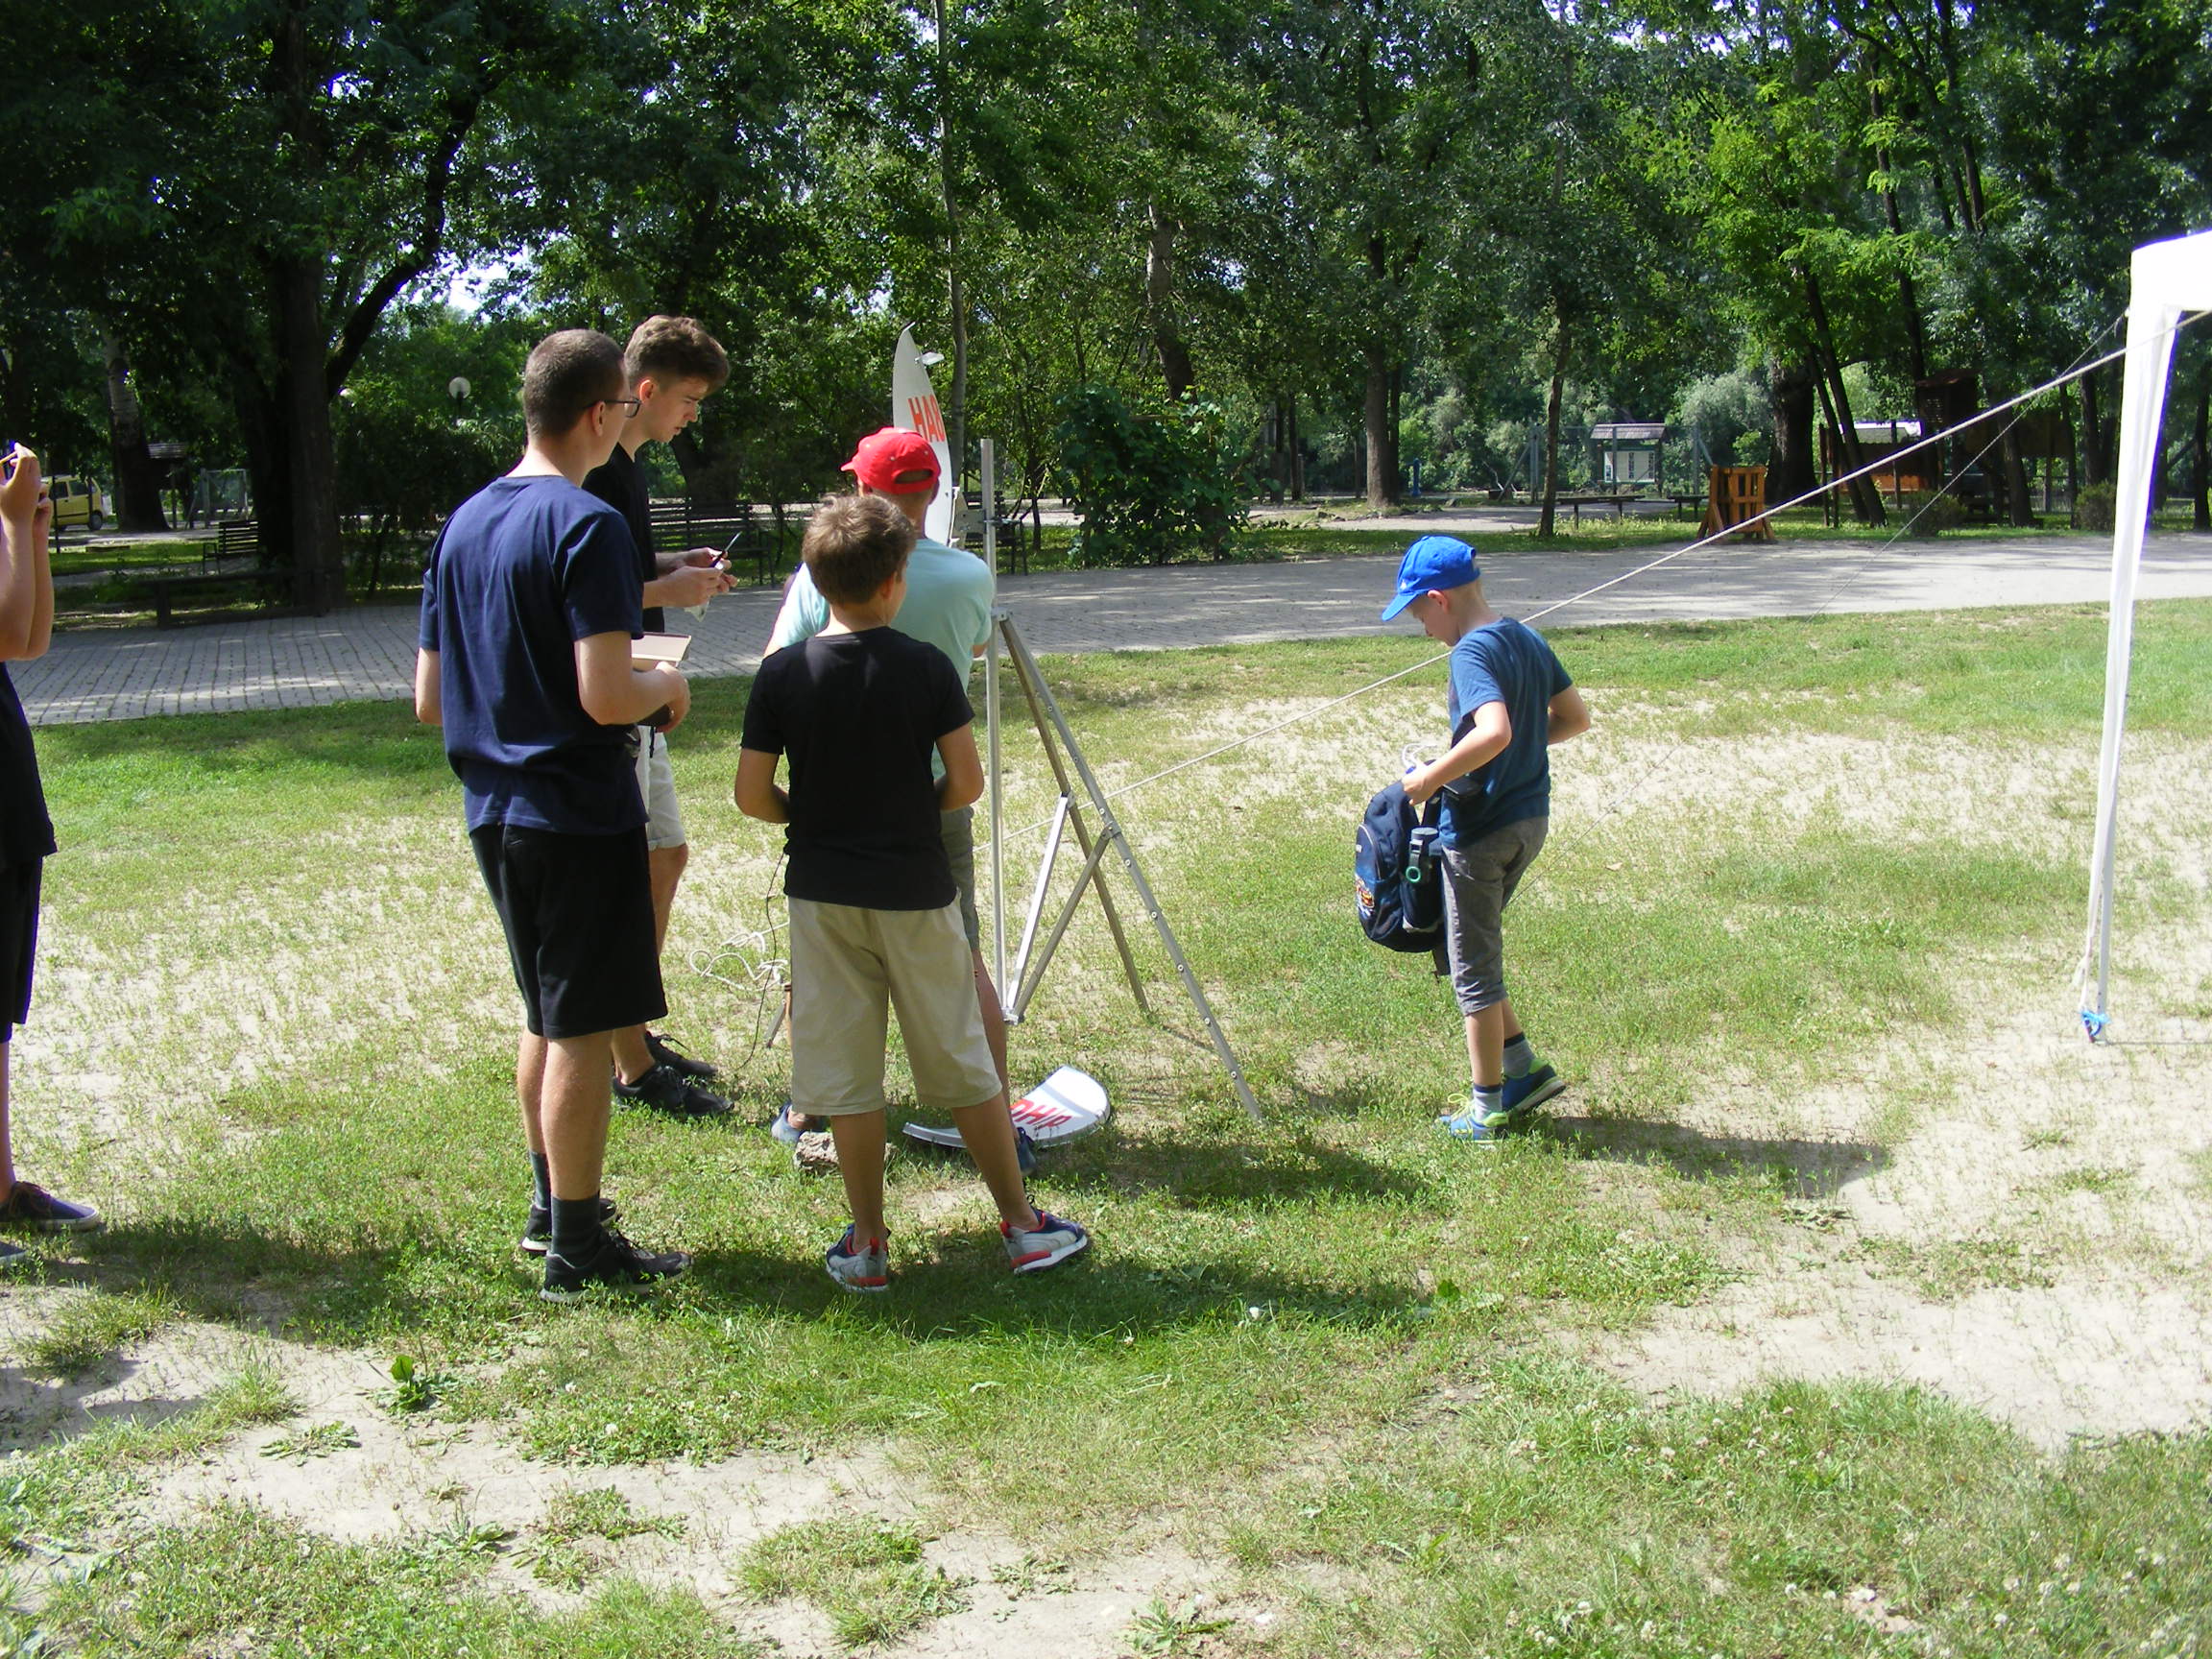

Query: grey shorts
<box><xmin>1436</xmin><ymin>816</ymin><xmax>1549</xmax><ymax>1015</ymax></box>
<box><xmin>633</xmin><ymin>729</ymin><xmax>685</xmax><ymax>852</ymax></box>
<box><xmin>941</xmin><ymin>806</ymin><xmax>980</xmax><ymax>951</ymax></box>
<box><xmin>785</xmin><ymin>897</ymin><xmax>1000</xmax><ymax>1117</ymax></box>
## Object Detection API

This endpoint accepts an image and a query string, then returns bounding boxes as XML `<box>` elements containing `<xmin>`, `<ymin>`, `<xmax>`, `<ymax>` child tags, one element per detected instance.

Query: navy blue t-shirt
<box><xmin>1439</xmin><ymin>617</ymin><xmax>1574</xmax><ymax>846</ymax></box>
<box><xmin>417</xmin><ymin>476</ymin><xmax>646</xmax><ymax>835</ymax></box>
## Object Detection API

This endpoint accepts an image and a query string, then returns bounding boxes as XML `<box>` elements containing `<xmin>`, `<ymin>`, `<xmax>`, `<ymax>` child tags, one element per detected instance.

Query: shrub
<box><xmin>1055</xmin><ymin>385</ymin><xmax>1249</xmax><ymax>566</ymax></box>
<box><xmin>1897</xmin><ymin>491</ymin><xmax>1964</xmax><ymax>538</ymax></box>
<box><xmin>2072</xmin><ymin>481</ymin><xmax>2117</xmax><ymax>532</ymax></box>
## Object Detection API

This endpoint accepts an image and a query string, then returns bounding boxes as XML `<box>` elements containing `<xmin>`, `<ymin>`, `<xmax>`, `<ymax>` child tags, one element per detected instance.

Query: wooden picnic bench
<box><xmin>1553</xmin><ymin>492</ymin><xmax>1665</xmax><ymax>522</ymax></box>
<box><xmin>141</xmin><ymin>567</ymin><xmax>294</xmax><ymax>629</ymax></box>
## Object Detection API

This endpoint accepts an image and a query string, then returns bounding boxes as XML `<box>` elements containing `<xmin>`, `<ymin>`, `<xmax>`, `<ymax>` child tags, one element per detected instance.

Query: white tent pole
<box><xmin>2079</xmin><ymin>227</ymin><xmax>2212</xmax><ymax>1038</ymax></box>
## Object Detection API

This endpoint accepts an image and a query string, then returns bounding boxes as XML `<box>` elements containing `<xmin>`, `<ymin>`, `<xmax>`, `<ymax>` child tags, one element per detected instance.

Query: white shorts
<box><xmin>634</xmin><ymin>728</ymin><xmax>686</xmax><ymax>852</ymax></box>
<box><xmin>786</xmin><ymin>897</ymin><xmax>1000</xmax><ymax>1118</ymax></box>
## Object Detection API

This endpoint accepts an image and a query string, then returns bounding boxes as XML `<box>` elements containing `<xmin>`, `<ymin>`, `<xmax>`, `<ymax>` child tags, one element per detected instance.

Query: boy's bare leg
<box><xmin>974</xmin><ymin>952</ymin><xmax>1009</xmax><ymax>1093</ymax></box>
<box><xmin>517</xmin><ymin>1031</ymin><xmax>548</xmax><ymax>1155</ymax></box>
<box><xmin>0</xmin><ymin>1042</ymin><xmax>15</xmax><ymax>1191</ymax></box>
<box><xmin>539</xmin><ymin>1032</ymin><xmax>616</xmax><ymax>1200</ymax></box>
<box><xmin>949</xmin><ymin>1095</ymin><xmax>1042</xmax><ymax>1231</ymax></box>
<box><xmin>827</xmin><ymin>1110</ymin><xmax>888</xmax><ymax>1240</ymax></box>
<box><xmin>614</xmin><ymin>844</ymin><xmax>690</xmax><ymax>1084</ymax></box>
<box><xmin>1464</xmin><ymin>999</ymin><xmax>1513</xmax><ymax>1090</ymax></box>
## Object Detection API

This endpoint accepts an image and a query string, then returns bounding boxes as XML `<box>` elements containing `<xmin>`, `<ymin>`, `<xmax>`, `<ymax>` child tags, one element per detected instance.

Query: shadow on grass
<box><xmin>1538</xmin><ymin>1111</ymin><xmax>1888</xmax><ymax>1197</ymax></box>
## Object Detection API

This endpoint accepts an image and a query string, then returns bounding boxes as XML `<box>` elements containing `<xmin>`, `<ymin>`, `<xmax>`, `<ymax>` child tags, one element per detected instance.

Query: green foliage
<box><xmin>1055</xmin><ymin>385</ymin><xmax>1249</xmax><ymax>565</ymax></box>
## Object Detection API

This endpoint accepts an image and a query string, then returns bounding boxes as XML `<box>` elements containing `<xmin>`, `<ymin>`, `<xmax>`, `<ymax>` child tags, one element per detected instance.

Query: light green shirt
<box><xmin>766</xmin><ymin>534</ymin><xmax>996</xmax><ymax>777</ymax></box>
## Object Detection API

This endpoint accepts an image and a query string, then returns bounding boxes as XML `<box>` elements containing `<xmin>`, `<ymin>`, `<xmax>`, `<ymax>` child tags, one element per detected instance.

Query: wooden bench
<box><xmin>647</xmin><ymin>499</ymin><xmax>796</xmax><ymax>585</ymax></box>
<box><xmin>212</xmin><ymin>519</ymin><xmax>258</xmax><ymax>564</ymax></box>
<box><xmin>142</xmin><ymin>568</ymin><xmax>293</xmax><ymax>629</ymax></box>
<box><xmin>1554</xmin><ymin>492</ymin><xmax>1661</xmax><ymax>522</ymax></box>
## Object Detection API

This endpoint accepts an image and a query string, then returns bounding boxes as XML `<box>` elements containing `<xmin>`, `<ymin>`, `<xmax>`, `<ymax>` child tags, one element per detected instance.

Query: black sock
<box><xmin>529</xmin><ymin>1152</ymin><xmax>552</xmax><ymax>1213</ymax></box>
<box><xmin>549</xmin><ymin>1193</ymin><xmax>603</xmax><ymax>1257</ymax></box>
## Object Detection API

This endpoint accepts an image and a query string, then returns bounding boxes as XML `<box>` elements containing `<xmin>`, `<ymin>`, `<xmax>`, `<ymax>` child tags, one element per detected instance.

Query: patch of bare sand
<box><xmin>1556</xmin><ymin>728</ymin><xmax>2212</xmax><ymax>1450</ymax></box>
<box><xmin>0</xmin><ymin>1310</ymin><xmax>1231</xmax><ymax>1657</ymax></box>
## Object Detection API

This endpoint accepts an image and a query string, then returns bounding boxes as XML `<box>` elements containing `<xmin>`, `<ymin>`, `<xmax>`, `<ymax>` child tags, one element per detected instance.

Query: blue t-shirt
<box><xmin>1439</xmin><ymin>617</ymin><xmax>1573</xmax><ymax>847</ymax></box>
<box><xmin>417</xmin><ymin>476</ymin><xmax>646</xmax><ymax>835</ymax></box>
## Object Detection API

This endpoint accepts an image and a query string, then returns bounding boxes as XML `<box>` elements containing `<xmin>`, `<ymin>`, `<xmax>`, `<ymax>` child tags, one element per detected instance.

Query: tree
<box><xmin>8</xmin><ymin>0</ymin><xmax>648</xmax><ymax>609</ymax></box>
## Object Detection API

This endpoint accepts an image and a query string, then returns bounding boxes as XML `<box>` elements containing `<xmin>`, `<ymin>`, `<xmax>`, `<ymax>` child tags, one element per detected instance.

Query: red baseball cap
<box><xmin>842</xmin><ymin>427</ymin><xmax>941</xmax><ymax>493</ymax></box>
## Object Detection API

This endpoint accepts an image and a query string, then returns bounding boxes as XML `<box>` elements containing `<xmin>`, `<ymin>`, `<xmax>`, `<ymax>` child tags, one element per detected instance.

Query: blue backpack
<box><xmin>1355</xmin><ymin>781</ymin><xmax>1444</xmax><ymax>951</ymax></box>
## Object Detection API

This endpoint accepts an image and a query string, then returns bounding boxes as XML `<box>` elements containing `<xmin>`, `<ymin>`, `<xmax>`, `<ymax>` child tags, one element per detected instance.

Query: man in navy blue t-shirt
<box><xmin>415</xmin><ymin>329</ymin><xmax>694</xmax><ymax>1301</ymax></box>
<box><xmin>1384</xmin><ymin>536</ymin><xmax>1592</xmax><ymax>1143</ymax></box>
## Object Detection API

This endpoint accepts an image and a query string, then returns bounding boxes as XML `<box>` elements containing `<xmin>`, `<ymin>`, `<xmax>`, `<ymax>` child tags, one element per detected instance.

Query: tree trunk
<box><xmin>2192</xmin><ymin>357</ymin><xmax>2209</xmax><ymax>533</ymax></box>
<box><xmin>1363</xmin><ymin>347</ymin><xmax>1396</xmax><ymax>510</ymax></box>
<box><xmin>1537</xmin><ymin>319</ymin><xmax>1571</xmax><ymax>540</ymax></box>
<box><xmin>2080</xmin><ymin>369</ymin><xmax>2108</xmax><ymax>487</ymax></box>
<box><xmin>1287</xmin><ymin>394</ymin><xmax>1304</xmax><ymax>501</ymax></box>
<box><xmin>2001</xmin><ymin>423</ymin><xmax>2033</xmax><ymax>527</ymax></box>
<box><xmin>1767</xmin><ymin>358</ymin><xmax>1818</xmax><ymax>503</ymax></box>
<box><xmin>1146</xmin><ymin>205</ymin><xmax>1194</xmax><ymax>401</ymax></box>
<box><xmin>1802</xmin><ymin>270</ymin><xmax>1886</xmax><ymax>526</ymax></box>
<box><xmin>102</xmin><ymin>336</ymin><xmax>169</xmax><ymax>532</ymax></box>
<box><xmin>274</xmin><ymin>256</ymin><xmax>344</xmax><ymax>612</ymax></box>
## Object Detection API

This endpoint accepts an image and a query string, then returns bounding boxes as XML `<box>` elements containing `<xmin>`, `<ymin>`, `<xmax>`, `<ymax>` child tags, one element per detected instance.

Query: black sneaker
<box><xmin>0</xmin><ymin>1181</ymin><xmax>103</xmax><ymax>1233</ymax></box>
<box><xmin>519</xmin><ymin>1194</ymin><xmax>620</xmax><ymax>1256</ymax></box>
<box><xmin>644</xmin><ymin>1031</ymin><xmax>719</xmax><ymax>1082</ymax></box>
<box><xmin>540</xmin><ymin>1228</ymin><xmax>691</xmax><ymax>1302</ymax></box>
<box><xmin>0</xmin><ymin>1238</ymin><xmax>28</xmax><ymax>1271</ymax></box>
<box><xmin>613</xmin><ymin>1063</ymin><xmax>730</xmax><ymax>1117</ymax></box>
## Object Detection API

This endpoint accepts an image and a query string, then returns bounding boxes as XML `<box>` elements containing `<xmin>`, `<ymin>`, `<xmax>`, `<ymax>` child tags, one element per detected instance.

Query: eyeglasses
<box><xmin>603</xmin><ymin>397</ymin><xmax>641</xmax><ymax>416</ymax></box>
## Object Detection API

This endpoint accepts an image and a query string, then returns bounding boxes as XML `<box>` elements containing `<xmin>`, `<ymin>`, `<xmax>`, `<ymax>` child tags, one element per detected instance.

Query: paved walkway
<box><xmin>16</xmin><ymin>531</ymin><xmax>2212</xmax><ymax>725</ymax></box>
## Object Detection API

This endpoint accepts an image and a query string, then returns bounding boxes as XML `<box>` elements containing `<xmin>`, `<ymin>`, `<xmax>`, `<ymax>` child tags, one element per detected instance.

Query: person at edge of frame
<box><xmin>0</xmin><ymin>438</ymin><xmax>105</xmax><ymax>1264</ymax></box>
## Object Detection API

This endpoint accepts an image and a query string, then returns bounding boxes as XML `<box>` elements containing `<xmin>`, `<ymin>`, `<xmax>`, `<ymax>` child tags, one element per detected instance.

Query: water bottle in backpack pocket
<box><xmin>1355</xmin><ymin>781</ymin><xmax>1446</xmax><ymax>952</ymax></box>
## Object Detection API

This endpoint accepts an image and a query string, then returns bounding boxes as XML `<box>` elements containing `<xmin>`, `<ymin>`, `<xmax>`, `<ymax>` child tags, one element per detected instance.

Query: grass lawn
<box><xmin>4</xmin><ymin>604</ymin><xmax>2210</xmax><ymax>1655</ymax></box>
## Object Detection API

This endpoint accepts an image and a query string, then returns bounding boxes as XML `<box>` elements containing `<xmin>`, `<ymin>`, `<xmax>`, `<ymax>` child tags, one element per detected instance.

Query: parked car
<box><xmin>47</xmin><ymin>475</ymin><xmax>108</xmax><ymax>532</ymax></box>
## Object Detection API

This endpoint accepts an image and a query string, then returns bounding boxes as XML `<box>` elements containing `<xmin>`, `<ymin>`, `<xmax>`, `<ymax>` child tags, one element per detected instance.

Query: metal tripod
<box><xmin>982</xmin><ymin>609</ymin><xmax>1262</xmax><ymax>1120</ymax></box>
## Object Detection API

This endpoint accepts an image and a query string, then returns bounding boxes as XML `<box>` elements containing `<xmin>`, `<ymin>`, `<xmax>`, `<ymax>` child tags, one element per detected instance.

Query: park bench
<box><xmin>139</xmin><ymin>565</ymin><xmax>294</xmax><ymax>629</ymax></box>
<box><xmin>1553</xmin><ymin>492</ymin><xmax>1664</xmax><ymax>522</ymax></box>
<box><xmin>647</xmin><ymin>498</ymin><xmax>799</xmax><ymax>586</ymax></box>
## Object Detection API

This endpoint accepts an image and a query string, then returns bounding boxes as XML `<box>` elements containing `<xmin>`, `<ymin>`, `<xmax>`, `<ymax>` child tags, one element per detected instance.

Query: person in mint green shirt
<box><xmin>764</xmin><ymin>429</ymin><xmax>1001</xmax><ymax>1152</ymax></box>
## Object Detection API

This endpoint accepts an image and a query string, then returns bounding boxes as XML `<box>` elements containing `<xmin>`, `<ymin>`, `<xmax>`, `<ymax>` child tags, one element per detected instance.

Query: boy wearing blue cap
<box><xmin>1382</xmin><ymin>536</ymin><xmax>1591</xmax><ymax>1141</ymax></box>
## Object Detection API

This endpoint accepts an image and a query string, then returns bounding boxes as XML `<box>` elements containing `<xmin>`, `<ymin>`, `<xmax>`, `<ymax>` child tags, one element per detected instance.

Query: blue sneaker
<box><xmin>1002</xmin><ymin>1210</ymin><xmax>1089</xmax><ymax>1273</ymax></box>
<box><xmin>1500</xmin><ymin>1063</ymin><xmax>1566</xmax><ymax>1119</ymax></box>
<box><xmin>770</xmin><ymin>1103</ymin><xmax>805</xmax><ymax>1146</ymax></box>
<box><xmin>826</xmin><ymin>1226</ymin><xmax>889</xmax><ymax>1293</ymax></box>
<box><xmin>1437</xmin><ymin>1105</ymin><xmax>1507</xmax><ymax>1143</ymax></box>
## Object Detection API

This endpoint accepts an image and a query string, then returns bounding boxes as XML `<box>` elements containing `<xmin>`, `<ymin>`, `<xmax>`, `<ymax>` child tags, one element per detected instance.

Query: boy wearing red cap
<box><xmin>763</xmin><ymin>428</ymin><xmax>1001</xmax><ymax>1157</ymax></box>
<box><xmin>1384</xmin><ymin>535</ymin><xmax>1591</xmax><ymax>1142</ymax></box>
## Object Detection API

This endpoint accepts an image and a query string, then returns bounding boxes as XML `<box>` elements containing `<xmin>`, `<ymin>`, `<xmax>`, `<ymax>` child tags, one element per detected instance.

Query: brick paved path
<box><xmin>16</xmin><ymin>532</ymin><xmax>2212</xmax><ymax>725</ymax></box>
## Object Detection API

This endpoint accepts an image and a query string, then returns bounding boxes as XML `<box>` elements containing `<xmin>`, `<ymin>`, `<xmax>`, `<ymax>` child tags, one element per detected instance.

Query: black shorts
<box><xmin>469</xmin><ymin>824</ymin><xmax>665</xmax><ymax>1041</ymax></box>
<box><xmin>1</xmin><ymin>858</ymin><xmax>37</xmax><ymax>1037</ymax></box>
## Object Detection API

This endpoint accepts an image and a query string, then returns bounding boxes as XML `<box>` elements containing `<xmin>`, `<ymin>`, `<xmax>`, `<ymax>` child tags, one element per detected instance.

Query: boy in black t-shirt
<box><xmin>1</xmin><ymin>442</ymin><xmax>103</xmax><ymax>1264</ymax></box>
<box><xmin>735</xmin><ymin>495</ymin><xmax>1088</xmax><ymax>1290</ymax></box>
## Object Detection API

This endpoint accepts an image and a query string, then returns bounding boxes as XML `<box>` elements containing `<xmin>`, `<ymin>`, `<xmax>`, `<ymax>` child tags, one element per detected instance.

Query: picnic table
<box><xmin>1552</xmin><ymin>493</ymin><xmax>1671</xmax><ymax>522</ymax></box>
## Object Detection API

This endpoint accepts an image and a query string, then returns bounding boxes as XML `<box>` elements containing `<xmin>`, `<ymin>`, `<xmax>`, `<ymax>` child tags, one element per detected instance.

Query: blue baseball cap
<box><xmin>1381</xmin><ymin>535</ymin><xmax>1479</xmax><ymax>620</ymax></box>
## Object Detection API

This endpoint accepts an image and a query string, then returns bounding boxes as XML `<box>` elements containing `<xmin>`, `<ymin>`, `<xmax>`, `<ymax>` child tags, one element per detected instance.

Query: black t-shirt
<box><xmin>741</xmin><ymin>627</ymin><xmax>973</xmax><ymax>910</ymax></box>
<box><xmin>581</xmin><ymin>444</ymin><xmax>661</xmax><ymax>632</ymax></box>
<box><xmin>0</xmin><ymin>665</ymin><xmax>56</xmax><ymax>872</ymax></box>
